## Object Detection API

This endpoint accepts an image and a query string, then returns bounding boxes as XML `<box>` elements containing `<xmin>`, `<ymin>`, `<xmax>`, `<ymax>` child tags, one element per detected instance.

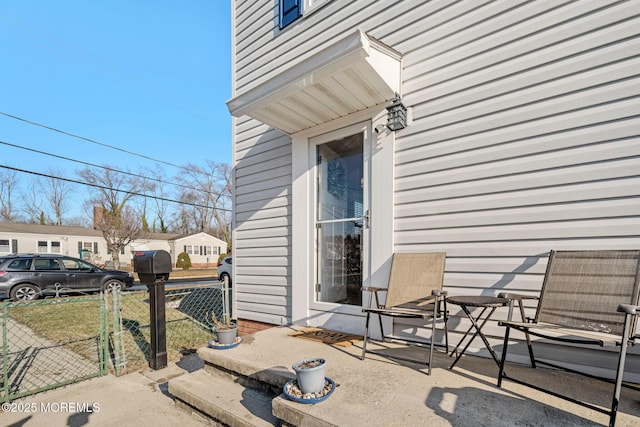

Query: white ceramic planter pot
<box><xmin>216</xmin><ymin>325</ymin><xmax>238</xmax><ymax>345</ymax></box>
<box><xmin>292</xmin><ymin>358</ymin><xmax>326</xmax><ymax>394</ymax></box>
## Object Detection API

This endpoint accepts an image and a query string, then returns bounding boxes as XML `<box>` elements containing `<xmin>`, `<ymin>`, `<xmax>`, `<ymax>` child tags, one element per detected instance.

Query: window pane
<box><xmin>51</xmin><ymin>241</ymin><xmax>61</xmax><ymax>253</ymax></box>
<box><xmin>317</xmin><ymin>134</ymin><xmax>363</xmax><ymax>221</ymax></box>
<box><xmin>0</xmin><ymin>239</ymin><xmax>9</xmax><ymax>252</ymax></box>
<box><xmin>8</xmin><ymin>259</ymin><xmax>31</xmax><ymax>270</ymax></box>
<box><xmin>315</xmin><ymin>132</ymin><xmax>363</xmax><ymax>306</ymax></box>
<box><xmin>38</xmin><ymin>241</ymin><xmax>48</xmax><ymax>253</ymax></box>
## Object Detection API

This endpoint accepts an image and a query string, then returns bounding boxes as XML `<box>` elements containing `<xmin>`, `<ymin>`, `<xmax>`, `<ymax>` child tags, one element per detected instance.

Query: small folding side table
<box><xmin>447</xmin><ymin>295</ymin><xmax>510</xmax><ymax>370</ymax></box>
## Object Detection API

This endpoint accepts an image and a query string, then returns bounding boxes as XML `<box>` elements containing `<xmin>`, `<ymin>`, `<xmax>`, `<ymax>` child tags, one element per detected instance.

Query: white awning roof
<box><xmin>227</xmin><ymin>29</ymin><xmax>403</xmax><ymax>134</ymax></box>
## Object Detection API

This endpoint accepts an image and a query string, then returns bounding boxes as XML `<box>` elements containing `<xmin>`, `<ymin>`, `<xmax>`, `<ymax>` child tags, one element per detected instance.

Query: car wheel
<box><xmin>103</xmin><ymin>279</ymin><xmax>124</xmax><ymax>293</ymax></box>
<box><xmin>11</xmin><ymin>284</ymin><xmax>40</xmax><ymax>301</ymax></box>
<box><xmin>220</xmin><ymin>273</ymin><xmax>231</xmax><ymax>286</ymax></box>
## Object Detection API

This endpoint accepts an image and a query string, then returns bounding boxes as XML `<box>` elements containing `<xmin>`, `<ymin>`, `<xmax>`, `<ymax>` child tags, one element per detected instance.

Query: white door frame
<box><xmin>291</xmin><ymin>107</ymin><xmax>395</xmax><ymax>334</ymax></box>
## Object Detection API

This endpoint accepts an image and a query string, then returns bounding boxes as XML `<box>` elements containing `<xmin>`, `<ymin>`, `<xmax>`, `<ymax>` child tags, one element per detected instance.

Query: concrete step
<box><xmin>169</xmin><ymin>369</ymin><xmax>280</xmax><ymax>427</ymax></box>
<box><xmin>197</xmin><ymin>341</ymin><xmax>296</xmax><ymax>394</ymax></box>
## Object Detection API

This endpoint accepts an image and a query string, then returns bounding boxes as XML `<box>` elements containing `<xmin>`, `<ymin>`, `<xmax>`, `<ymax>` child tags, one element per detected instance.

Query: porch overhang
<box><xmin>226</xmin><ymin>29</ymin><xmax>403</xmax><ymax>134</ymax></box>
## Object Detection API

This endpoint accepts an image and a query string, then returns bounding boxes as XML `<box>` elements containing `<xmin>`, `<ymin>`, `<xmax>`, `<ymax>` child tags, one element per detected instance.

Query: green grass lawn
<box><xmin>8</xmin><ymin>291</ymin><xmax>215</xmax><ymax>374</ymax></box>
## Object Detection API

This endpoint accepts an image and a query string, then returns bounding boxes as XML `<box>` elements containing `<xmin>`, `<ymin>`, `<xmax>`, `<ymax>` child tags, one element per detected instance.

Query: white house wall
<box><xmin>231</xmin><ymin>0</ymin><xmax>640</xmax><ymax>374</ymax></box>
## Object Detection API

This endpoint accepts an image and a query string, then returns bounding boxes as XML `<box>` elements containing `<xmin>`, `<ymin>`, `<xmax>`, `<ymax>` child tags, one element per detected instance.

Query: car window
<box><xmin>226</xmin><ymin>258</ymin><xmax>232</xmax><ymax>265</ymax></box>
<box><xmin>7</xmin><ymin>259</ymin><xmax>32</xmax><ymax>270</ymax></box>
<box><xmin>61</xmin><ymin>259</ymin><xmax>94</xmax><ymax>271</ymax></box>
<box><xmin>62</xmin><ymin>259</ymin><xmax>78</xmax><ymax>270</ymax></box>
<box><xmin>34</xmin><ymin>259</ymin><xmax>62</xmax><ymax>271</ymax></box>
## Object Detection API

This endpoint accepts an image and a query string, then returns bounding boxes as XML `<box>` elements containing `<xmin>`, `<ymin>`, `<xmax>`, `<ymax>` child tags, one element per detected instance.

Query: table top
<box><xmin>447</xmin><ymin>295</ymin><xmax>509</xmax><ymax>307</ymax></box>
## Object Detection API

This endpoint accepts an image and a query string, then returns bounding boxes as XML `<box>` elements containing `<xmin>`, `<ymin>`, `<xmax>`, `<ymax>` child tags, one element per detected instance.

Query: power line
<box><xmin>0</xmin><ymin>164</ymin><xmax>230</xmax><ymax>212</ymax></box>
<box><xmin>0</xmin><ymin>111</ymin><xmax>217</xmax><ymax>176</ymax></box>
<box><xmin>0</xmin><ymin>139</ymin><xmax>213</xmax><ymax>195</ymax></box>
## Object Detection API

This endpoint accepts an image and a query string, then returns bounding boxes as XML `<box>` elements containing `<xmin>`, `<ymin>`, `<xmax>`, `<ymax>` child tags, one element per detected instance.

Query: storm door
<box><xmin>315</xmin><ymin>132</ymin><xmax>366</xmax><ymax>306</ymax></box>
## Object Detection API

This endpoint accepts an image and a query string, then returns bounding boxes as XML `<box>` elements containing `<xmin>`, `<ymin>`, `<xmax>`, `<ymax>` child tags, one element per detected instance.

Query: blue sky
<box><xmin>0</xmin><ymin>1</ymin><xmax>231</xmax><ymax>191</ymax></box>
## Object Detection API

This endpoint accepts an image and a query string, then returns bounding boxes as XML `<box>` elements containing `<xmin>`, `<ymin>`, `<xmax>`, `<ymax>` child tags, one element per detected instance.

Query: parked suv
<box><xmin>0</xmin><ymin>254</ymin><xmax>135</xmax><ymax>301</ymax></box>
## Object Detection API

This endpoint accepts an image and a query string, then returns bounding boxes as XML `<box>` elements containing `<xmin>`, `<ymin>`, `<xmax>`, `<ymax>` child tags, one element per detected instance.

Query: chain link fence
<box><xmin>1</xmin><ymin>295</ymin><xmax>107</xmax><ymax>403</ymax></box>
<box><xmin>1</xmin><ymin>281</ymin><xmax>229</xmax><ymax>402</ymax></box>
<box><xmin>108</xmin><ymin>283</ymin><xmax>227</xmax><ymax>374</ymax></box>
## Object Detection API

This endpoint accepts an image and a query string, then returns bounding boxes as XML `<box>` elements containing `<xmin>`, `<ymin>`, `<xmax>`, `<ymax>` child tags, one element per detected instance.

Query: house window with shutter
<box><xmin>279</xmin><ymin>0</ymin><xmax>329</xmax><ymax>29</ymax></box>
<box><xmin>0</xmin><ymin>239</ymin><xmax>9</xmax><ymax>253</ymax></box>
<box><xmin>280</xmin><ymin>0</ymin><xmax>301</xmax><ymax>28</ymax></box>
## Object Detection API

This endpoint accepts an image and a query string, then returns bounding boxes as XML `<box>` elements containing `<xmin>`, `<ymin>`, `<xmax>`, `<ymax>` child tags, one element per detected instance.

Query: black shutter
<box><xmin>280</xmin><ymin>0</ymin><xmax>301</xmax><ymax>28</ymax></box>
<box><xmin>94</xmin><ymin>242</ymin><xmax>98</xmax><ymax>254</ymax></box>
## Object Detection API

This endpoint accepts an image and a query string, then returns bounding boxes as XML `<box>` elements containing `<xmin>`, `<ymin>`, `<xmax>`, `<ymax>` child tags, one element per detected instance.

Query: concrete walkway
<box><xmin>1</xmin><ymin>356</ymin><xmax>207</xmax><ymax>427</ymax></box>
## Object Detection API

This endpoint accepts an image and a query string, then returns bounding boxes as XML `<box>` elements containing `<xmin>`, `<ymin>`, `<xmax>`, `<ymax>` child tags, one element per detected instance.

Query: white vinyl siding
<box><xmin>231</xmin><ymin>0</ymin><xmax>640</xmax><ymax>376</ymax></box>
<box><xmin>390</xmin><ymin>1</ymin><xmax>640</xmax><ymax>375</ymax></box>
<box><xmin>233</xmin><ymin>121</ymin><xmax>293</xmax><ymax>324</ymax></box>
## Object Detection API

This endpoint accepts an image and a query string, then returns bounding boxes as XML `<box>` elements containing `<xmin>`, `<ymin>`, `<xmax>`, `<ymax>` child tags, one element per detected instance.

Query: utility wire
<box><xmin>0</xmin><ymin>140</ymin><xmax>212</xmax><ymax>195</ymax></box>
<box><xmin>0</xmin><ymin>164</ymin><xmax>230</xmax><ymax>212</ymax></box>
<box><xmin>0</xmin><ymin>111</ymin><xmax>217</xmax><ymax>177</ymax></box>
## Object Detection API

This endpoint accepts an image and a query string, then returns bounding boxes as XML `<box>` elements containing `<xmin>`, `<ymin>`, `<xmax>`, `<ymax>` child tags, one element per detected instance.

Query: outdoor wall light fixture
<box><xmin>385</xmin><ymin>94</ymin><xmax>407</xmax><ymax>131</ymax></box>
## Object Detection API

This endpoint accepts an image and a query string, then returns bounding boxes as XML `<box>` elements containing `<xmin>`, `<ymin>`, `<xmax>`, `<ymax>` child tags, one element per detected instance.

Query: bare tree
<box><xmin>21</xmin><ymin>178</ymin><xmax>46</xmax><ymax>223</ymax></box>
<box><xmin>147</xmin><ymin>166</ymin><xmax>171</xmax><ymax>233</ymax></box>
<box><xmin>42</xmin><ymin>169</ymin><xmax>71</xmax><ymax>226</ymax></box>
<box><xmin>20</xmin><ymin>170</ymin><xmax>71</xmax><ymax>225</ymax></box>
<box><xmin>0</xmin><ymin>168</ymin><xmax>19</xmax><ymax>221</ymax></box>
<box><xmin>175</xmin><ymin>161</ymin><xmax>231</xmax><ymax>243</ymax></box>
<box><xmin>77</xmin><ymin>166</ymin><xmax>149</xmax><ymax>268</ymax></box>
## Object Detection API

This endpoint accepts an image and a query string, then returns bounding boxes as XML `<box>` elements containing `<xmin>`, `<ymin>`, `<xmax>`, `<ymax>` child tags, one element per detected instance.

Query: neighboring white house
<box><xmin>226</xmin><ymin>1</ymin><xmax>640</xmax><ymax>378</ymax></box>
<box><xmin>0</xmin><ymin>222</ymin><xmax>227</xmax><ymax>268</ymax></box>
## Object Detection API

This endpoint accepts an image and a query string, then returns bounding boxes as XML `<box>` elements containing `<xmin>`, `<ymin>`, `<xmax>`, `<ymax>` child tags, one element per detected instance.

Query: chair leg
<box><xmin>443</xmin><ymin>300</ymin><xmax>449</xmax><ymax>354</ymax></box>
<box><xmin>427</xmin><ymin>302</ymin><xmax>438</xmax><ymax>375</ymax></box>
<box><xmin>377</xmin><ymin>313</ymin><xmax>385</xmax><ymax>342</ymax></box>
<box><xmin>517</xmin><ymin>300</ymin><xmax>536</xmax><ymax>368</ymax></box>
<box><xmin>525</xmin><ymin>330</ymin><xmax>536</xmax><ymax>368</ymax></box>
<box><xmin>609</xmin><ymin>314</ymin><xmax>632</xmax><ymax>427</ymax></box>
<box><xmin>497</xmin><ymin>326</ymin><xmax>510</xmax><ymax>387</ymax></box>
<box><xmin>361</xmin><ymin>312</ymin><xmax>371</xmax><ymax>360</ymax></box>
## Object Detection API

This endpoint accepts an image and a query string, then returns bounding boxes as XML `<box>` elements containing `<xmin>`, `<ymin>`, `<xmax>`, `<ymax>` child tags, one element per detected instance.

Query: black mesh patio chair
<box><xmin>498</xmin><ymin>249</ymin><xmax>640</xmax><ymax>427</ymax></box>
<box><xmin>361</xmin><ymin>252</ymin><xmax>449</xmax><ymax>375</ymax></box>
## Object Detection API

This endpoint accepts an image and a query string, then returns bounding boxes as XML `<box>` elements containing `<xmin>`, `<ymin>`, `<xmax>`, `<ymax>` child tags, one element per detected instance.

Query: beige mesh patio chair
<box><xmin>361</xmin><ymin>252</ymin><xmax>449</xmax><ymax>375</ymax></box>
<box><xmin>498</xmin><ymin>249</ymin><xmax>640</xmax><ymax>427</ymax></box>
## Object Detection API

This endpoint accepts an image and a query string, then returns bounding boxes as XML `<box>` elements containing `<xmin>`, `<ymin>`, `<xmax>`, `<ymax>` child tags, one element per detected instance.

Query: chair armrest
<box><xmin>498</xmin><ymin>292</ymin><xmax>538</xmax><ymax>322</ymax></box>
<box><xmin>362</xmin><ymin>287</ymin><xmax>387</xmax><ymax>310</ymax></box>
<box><xmin>617</xmin><ymin>304</ymin><xmax>639</xmax><ymax>315</ymax></box>
<box><xmin>498</xmin><ymin>292</ymin><xmax>538</xmax><ymax>301</ymax></box>
<box><xmin>362</xmin><ymin>287</ymin><xmax>387</xmax><ymax>293</ymax></box>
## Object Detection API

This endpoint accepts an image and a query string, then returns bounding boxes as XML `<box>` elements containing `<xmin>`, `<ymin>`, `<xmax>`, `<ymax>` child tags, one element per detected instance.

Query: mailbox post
<box><xmin>133</xmin><ymin>250</ymin><xmax>172</xmax><ymax>370</ymax></box>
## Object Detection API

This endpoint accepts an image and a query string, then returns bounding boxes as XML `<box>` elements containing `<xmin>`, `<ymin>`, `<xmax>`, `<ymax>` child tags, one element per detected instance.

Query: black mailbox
<box><xmin>133</xmin><ymin>250</ymin><xmax>171</xmax><ymax>285</ymax></box>
<box><xmin>132</xmin><ymin>249</ymin><xmax>171</xmax><ymax>370</ymax></box>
